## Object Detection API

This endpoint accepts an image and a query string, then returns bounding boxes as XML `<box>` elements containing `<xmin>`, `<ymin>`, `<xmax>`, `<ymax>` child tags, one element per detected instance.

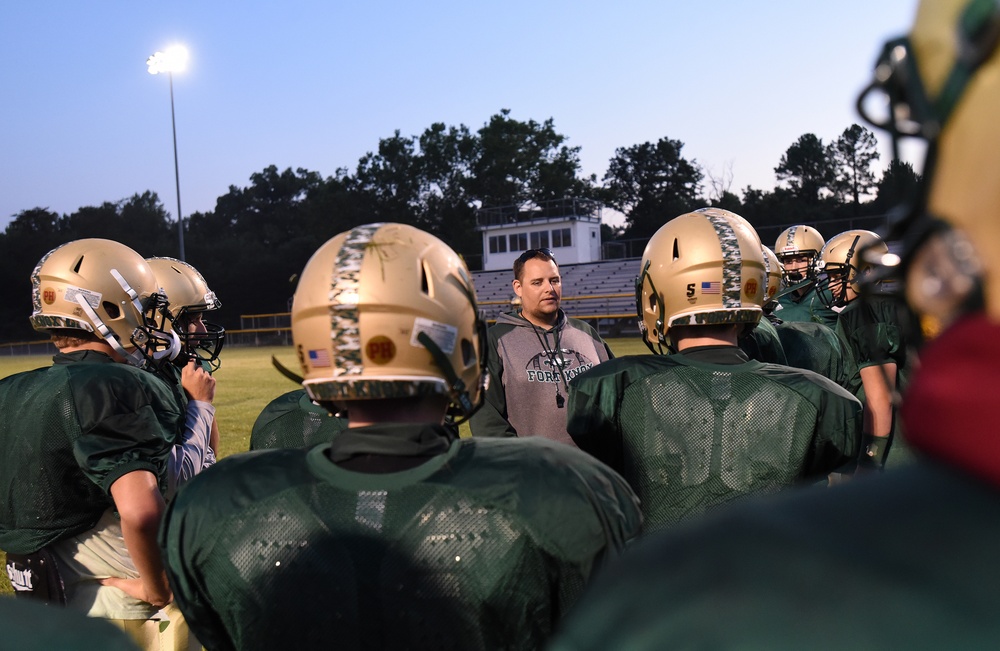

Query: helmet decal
<box><xmin>785</xmin><ymin>226</ymin><xmax>798</xmax><ymax>251</ymax></box>
<box><xmin>330</xmin><ymin>223</ymin><xmax>383</xmax><ymax>377</ymax></box>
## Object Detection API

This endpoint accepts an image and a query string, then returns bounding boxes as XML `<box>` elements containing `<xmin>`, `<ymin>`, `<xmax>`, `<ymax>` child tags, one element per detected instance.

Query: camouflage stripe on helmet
<box><xmin>701</xmin><ymin>211</ymin><xmax>743</xmax><ymax>308</ymax></box>
<box><xmin>30</xmin><ymin>243</ymin><xmax>63</xmax><ymax>320</ymax></box>
<box><xmin>329</xmin><ymin>223</ymin><xmax>383</xmax><ymax>377</ymax></box>
<box><xmin>306</xmin><ymin>378</ymin><xmax>448</xmax><ymax>403</ymax></box>
<box><xmin>785</xmin><ymin>226</ymin><xmax>798</xmax><ymax>251</ymax></box>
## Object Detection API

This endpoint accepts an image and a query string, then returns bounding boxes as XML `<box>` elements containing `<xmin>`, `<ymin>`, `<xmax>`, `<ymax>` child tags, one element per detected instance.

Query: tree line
<box><xmin>0</xmin><ymin>110</ymin><xmax>919</xmax><ymax>342</ymax></box>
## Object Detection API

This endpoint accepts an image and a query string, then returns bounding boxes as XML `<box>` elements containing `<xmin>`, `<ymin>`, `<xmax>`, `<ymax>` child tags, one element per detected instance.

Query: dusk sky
<box><xmin>1</xmin><ymin>1</ymin><xmax>918</xmax><ymax>231</ymax></box>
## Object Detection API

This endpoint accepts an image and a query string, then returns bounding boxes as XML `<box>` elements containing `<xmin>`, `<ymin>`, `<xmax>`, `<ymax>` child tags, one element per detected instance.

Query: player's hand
<box><xmin>99</xmin><ymin>576</ymin><xmax>173</xmax><ymax>608</ymax></box>
<box><xmin>181</xmin><ymin>359</ymin><xmax>216</xmax><ymax>403</ymax></box>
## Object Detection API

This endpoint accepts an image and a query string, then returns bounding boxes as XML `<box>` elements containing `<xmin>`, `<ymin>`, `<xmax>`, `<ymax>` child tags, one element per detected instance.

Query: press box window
<box><xmin>489</xmin><ymin>235</ymin><xmax>508</xmax><ymax>254</ymax></box>
<box><xmin>552</xmin><ymin>228</ymin><xmax>571</xmax><ymax>248</ymax></box>
<box><xmin>530</xmin><ymin>231</ymin><xmax>550</xmax><ymax>249</ymax></box>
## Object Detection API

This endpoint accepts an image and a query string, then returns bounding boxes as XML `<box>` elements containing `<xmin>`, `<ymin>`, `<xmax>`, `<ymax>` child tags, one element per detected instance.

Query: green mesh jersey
<box><xmin>161</xmin><ymin>428</ymin><xmax>642</xmax><ymax>651</ymax></box>
<box><xmin>775</xmin><ymin>319</ymin><xmax>847</xmax><ymax>385</ymax></box>
<box><xmin>249</xmin><ymin>389</ymin><xmax>348</xmax><ymax>450</ymax></box>
<box><xmin>740</xmin><ymin>317</ymin><xmax>788</xmax><ymax>364</ymax></box>
<box><xmin>567</xmin><ymin>348</ymin><xmax>861</xmax><ymax>531</ymax></box>
<box><xmin>549</xmin><ymin>461</ymin><xmax>1000</xmax><ymax>650</ymax></box>
<box><xmin>776</xmin><ymin>284</ymin><xmax>839</xmax><ymax>328</ymax></box>
<box><xmin>835</xmin><ymin>296</ymin><xmax>913</xmax><ymax>467</ymax></box>
<box><xmin>0</xmin><ymin>351</ymin><xmax>178</xmax><ymax>554</ymax></box>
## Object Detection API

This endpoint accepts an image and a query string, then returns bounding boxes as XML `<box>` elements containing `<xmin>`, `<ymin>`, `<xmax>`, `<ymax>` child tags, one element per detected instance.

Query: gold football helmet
<box><xmin>774</xmin><ymin>225</ymin><xmax>825</xmax><ymax>284</ymax></box>
<box><xmin>761</xmin><ymin>246</ymin><xmax>783</xmax><ymax>311</ymax></box>
<box><xmin>147</xmin><ymin>257</ymin><xmax>225</xmax><ymax>369</ymax></box>
<box><xmin>636</xmin><ymin>208</ymin><xmax>765</xmax><ymax>354</ymax></box>
<box><xmin>817</xmin><ymin>230</ymin><xmax>889</xmax><ymax>307</ymax></box>
<box><xmin>30</xmin><ymin>239</ymin><xmax>179</xmax><ymax>367</ymax></box>
<box><xmin>292</xmin><ymin>223</ymin><xmax>486</xmax><ymax>419</ymax></box>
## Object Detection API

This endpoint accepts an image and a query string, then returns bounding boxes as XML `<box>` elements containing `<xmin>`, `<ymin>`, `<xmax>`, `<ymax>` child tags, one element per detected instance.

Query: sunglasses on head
<box><xmin>516</xmin><ymin>248</ymin><xmax>556</xmax><ymax>264</ymax></box>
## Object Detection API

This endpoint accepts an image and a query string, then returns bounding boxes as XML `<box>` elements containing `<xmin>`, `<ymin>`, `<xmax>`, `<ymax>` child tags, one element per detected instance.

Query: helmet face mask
<box><xmin>146</xmin><ymin>257</ymin><xmax>225</xmax><ymax>370</ymax></box>
<box><xmin>30</xmin><ymin>239</ymin><xmax>180</xmax><ymax>367</ymax></box>
<box><xmin>292</xmin><ymin>223</ymin><xmax>486</xmax><ymax>422</ymax></box>
<box><xmin>636</xmin><ymin>208</ymin><xmax>764</xmax><ymax>354</ymax></box>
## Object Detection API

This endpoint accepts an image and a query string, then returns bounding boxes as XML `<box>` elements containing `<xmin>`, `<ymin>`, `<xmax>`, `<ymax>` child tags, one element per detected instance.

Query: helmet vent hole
<box><xmin>672</xmin><ymin>239</ymin><xmax>680</xmax><ymax>261</ymax></box>
<box><xmin>461</xmin><ymin>338</ymin><xmax>474</xmax><ymax>366</ymax></box>
<box><xmin>421</xmin><ymin>261</ymin><xmax>431</xmax><ymax>295</ymax></box>
<box><xmin>103</xmin><ymin>302</ymin><xmax>121</xmax><ymax>319</ymax></box>
<box><xmin>72</xmin><ymin>256</ymin><xmax>84</xmax><ymax>274</ymax></box>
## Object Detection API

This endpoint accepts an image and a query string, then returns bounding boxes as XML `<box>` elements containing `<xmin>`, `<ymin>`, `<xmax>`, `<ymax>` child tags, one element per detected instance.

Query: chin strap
<box><xmin>272</xmin><ymin>355</ymin><xmax>304</xmax><ymax>385</ymax></box>
<box><xmin>417</xmin><ymin>331</ymin><xmax>475</xmax><ymax>419</ymax></box>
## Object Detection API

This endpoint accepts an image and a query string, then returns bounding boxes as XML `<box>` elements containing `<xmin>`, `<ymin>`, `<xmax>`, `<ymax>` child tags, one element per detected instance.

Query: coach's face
<box><xmin>514</xmin><ymin>257</ymin><xmax>562</xmax><ymax>328</ymax></box>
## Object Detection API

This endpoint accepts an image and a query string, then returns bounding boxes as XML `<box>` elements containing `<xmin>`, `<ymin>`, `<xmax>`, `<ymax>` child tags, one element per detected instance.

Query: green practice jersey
<box><xmin>161</xmin><ymin>426</ymin><xmax>641</xmax><ymax>651</ymax></box>
<box><xmin>740</xmin><ymin>317</ymin><xmax>788</xmax><ymax>364</ymax></box>
<box><xmin>775</xmin><ymin>284</ymin><xmax>839</xmax><ymax>328</ymax></box>
<box><xmin>249</xmin><ymin>389</ymin><xmax>348</xmax><ymax>450</ymax></box>
<box><xmin>835</xmin><ymin>296</ymin><xmax>913</xmax><ymax>467</ymax></box>
<box><xmin>775</xmin><ymin>319</ymin><xmax>847</xmax><ymax>385</ymax></box>
<box><xmin>549</xmin><ymin>460</ymin><xmax>1000</xmax><ymax>650</ymax></box>
<box><xmin>567</xmin><ymin>346</ymin><xmax>861</xmax><ymax>530</ymax></box>
<box><xmin>0</xmin><ymin>351</ymin><xmax>178</xmax><ymax>554</ymax></box>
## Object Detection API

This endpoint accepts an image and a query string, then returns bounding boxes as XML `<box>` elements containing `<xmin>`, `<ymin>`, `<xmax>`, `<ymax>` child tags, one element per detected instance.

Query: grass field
<box><xmin>0</xmin><ymin>337</ymin><xmax>649</xmax><ymax>596</ymax></box>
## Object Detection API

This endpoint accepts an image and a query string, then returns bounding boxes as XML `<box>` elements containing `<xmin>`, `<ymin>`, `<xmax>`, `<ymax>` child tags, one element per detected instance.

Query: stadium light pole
<box><xmin>147</xmin><ymin>45</ymin><xmax>189</xmax><ymax>261</ymax></box>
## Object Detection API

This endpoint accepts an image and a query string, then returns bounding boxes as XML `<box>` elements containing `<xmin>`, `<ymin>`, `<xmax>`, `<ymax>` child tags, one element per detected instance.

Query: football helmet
<box><xmin>147</xmin><ymin>257</ymin><xmax>225</xmax><ymax>370</ymax></box>
<box><xmin>773</xmin><ymin>225</ymin><xmax>825</xmax><ymax>284</ymax></box>
<box><xmin>816</xmin><ymin>230</ymin><xmax>889</xmax><ymax>308</ymax></box>
<box><xmin>856</xmin><ymin>0</ymin><xmax>997</xmax><ymax>322</ymax></box>
<box><xmin>761</xmin><ymin>246</ymin><xmax>783</xmax><ymax>311</ymax></box>
<box><xmin>291</xmin><ymin>223</ymin><xmax>486</xmax><ymax>420</ymax></box>
<box><xmin>636</xmin><ymin>208</ymin><xmax>765</xmax><ymax>354</ymax></box>
<box><xmin>30</xmin><ymin>239</ymin><xmax>180</xmax><ymax>367</ymax></box>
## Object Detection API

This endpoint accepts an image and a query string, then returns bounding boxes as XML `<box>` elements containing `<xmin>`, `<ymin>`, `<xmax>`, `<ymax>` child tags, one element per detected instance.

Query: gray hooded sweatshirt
<box><xmin>470</xmin><ymin>309</ymin><xmax>613</xmax><ymax>446</ymax></box>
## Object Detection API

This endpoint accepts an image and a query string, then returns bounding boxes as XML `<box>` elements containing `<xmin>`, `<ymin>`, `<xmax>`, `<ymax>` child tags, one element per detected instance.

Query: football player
<box><xmin>146</xmin><ymin>257</ymin><xmax>223</xmax><ymax>490</ymax></box>
<box><xmin>817</xmin><ymin>229</ymin><xmax>913</xmax><ymax>468</ymax></box>
<box><xmin>766</xmin><ymin>244</ymin><xmax>848</xmax><ymax>384</ymax></box>
<box><xmin>549</xmin><ymin>1</ymin><xmax>1000</xmax><ymax>647</ymax></box>
<box><xmin>566</xmin><ymin>208</ymin><xmax>861</xmax><ymax>531</ymax></box>
<box><xmin>160</xmin><ymin>223</ymin><xmax>641</xmax><ymax>651</ymax></box>
<box><xmin>0</xmin><ymin>239</ymin><xmax>209</xmax><ymax>651</ymax></box>
<box><xmin>773</xmin><ymin>224</ymin><xmax>839</xmax><ymax>326</ymax></box>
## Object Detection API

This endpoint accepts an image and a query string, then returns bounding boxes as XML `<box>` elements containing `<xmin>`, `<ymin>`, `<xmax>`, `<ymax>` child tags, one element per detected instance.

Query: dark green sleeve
<box><xmin>806</xmin><ymin>378</ymin><xmax>863</xmax><ymax>476</ymax></box>
<box><xmin>470</xmin><ymin>328</ymin><xmax>517</xmax><ymax>438</ymax></box>
<box><xmin>566</xmin><ymin>360</ymin><xmax>628</xmax><ymax>473</ymax></box>
<box><xmin>70</xmin><ymin>369</ymin><xmax>175</xmax><ymax>493</ymax></box>
<box><xmin>837</xmin><ymin>299</ymin><xmax>906</xmax><ymax>370</ymax></box>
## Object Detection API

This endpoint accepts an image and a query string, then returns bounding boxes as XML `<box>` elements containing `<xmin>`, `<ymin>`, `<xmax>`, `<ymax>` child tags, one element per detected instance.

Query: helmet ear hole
<box><xmin>103</xmin><ymin>301</ymin><xmax>121</xmax><ymax>320</ymax></box>
<box><xmin>461</xmin><ymin>338</ymin><xmax>475</xmax><ymax>367</ymax></box>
